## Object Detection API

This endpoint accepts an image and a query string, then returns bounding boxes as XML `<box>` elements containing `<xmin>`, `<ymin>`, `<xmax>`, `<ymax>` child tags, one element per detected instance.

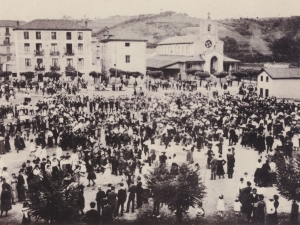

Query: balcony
<box><xmin>3</xmin><ymin>41</ymin><xmax>11</xmax><ymax>46</ymax></box>
<box><xmin>34</xmin><ymin>49</ymin><xmax>44</xmax><ymax>56</ymax></box>
<box><xmin>65</xmin><ymin>65</ymin><xmax>75</xmax><ymax>71</ymax></box>
<box><xmin>50</xmin><ymin>51</ymin><xmax>60</xmax><ymax>56</ymax></box>
<box><xmin>35</xmin><ymin>65</ymin><xmax>45</xmax><ymax>71</ymax></box>
<box><xmin>65</xmin><ymin>50</ymin><xmax>75</xmax><ymax>56</ymax></box>
<box><xmin>50</xmin><ymin>65</ymin><xmax>60</xmax><ymax>71</ymax></box>
<box><xmin>5</xmin><ymin>32</ymin><xmax>10</xmax><ymax>36</ymax></box>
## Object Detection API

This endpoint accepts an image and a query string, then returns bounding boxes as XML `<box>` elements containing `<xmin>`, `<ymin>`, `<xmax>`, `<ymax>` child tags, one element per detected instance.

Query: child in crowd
<box><xmin>234</xmin><ymin>198</ymin><xmax>242</xmax><ymax>215</ymax></box>
<box><xmin>217</xmin><ymin>195</ymin><xmax>225</xmax><ymax>218</ymax></box>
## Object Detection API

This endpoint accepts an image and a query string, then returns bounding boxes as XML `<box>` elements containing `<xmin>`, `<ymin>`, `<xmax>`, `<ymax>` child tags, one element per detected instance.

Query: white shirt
<box><xmin>269</xmin><ymin>162</ymin><xmax>276</xmax><ymax>172</ymax></box>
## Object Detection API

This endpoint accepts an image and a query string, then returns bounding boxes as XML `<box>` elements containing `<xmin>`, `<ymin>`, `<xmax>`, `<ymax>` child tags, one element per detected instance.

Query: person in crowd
<box><xmin>96</xmin><ymin>185</ymin><xmax>106</xmax><ymax>216</ymax></box>
<box><xmin>84</xmin><ymin>202</ymin><xmax>100</xmax><ymax>225</ymax></box>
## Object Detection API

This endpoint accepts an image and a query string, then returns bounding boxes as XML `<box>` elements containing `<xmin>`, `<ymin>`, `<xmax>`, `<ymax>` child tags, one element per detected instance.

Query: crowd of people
<box><xmin>0</xmin><ymin>76</ymin><xmax>298</xmax><ymax>224</ymax></box>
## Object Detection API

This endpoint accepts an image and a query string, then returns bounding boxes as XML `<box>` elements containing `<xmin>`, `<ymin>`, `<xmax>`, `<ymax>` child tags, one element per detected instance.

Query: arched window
<box><xmin>208</xmin><ymin>24</ymin><xmax>211</xmax><ymax>31</ymax></box>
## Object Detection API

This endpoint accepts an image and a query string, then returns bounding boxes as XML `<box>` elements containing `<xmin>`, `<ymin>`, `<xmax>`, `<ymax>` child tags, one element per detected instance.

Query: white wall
<box><xmin>257</xmin><ymin>71</ymin><xmax>300</xmax><ymax>98</ymax></box>
<box><xmin>100</xmin><ymin>40</ymin><xmax>146</xmax><ymax>76</ymax></box>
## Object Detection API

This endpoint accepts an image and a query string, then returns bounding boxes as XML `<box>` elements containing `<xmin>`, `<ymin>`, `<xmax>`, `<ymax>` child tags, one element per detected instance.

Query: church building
<box><xmin>146</xmin><ymin>14</ymin><xmax>240</xmax><ymax>79</ymax></box>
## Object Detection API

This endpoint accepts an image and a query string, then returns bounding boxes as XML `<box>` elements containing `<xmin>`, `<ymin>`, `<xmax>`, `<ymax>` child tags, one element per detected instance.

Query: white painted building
<box><xmin>13</xmin><ymin>19</ymin><xmax>93</xmax><ymax>81</ymax></box>
<box><xmin>99</xmin><ymin>38</ymin><xmax>147</xmax><ymax>77</ymax></box>
<box><xmin>257</xmin><ymin>68</ymin><xmax>300</xmax><ymax>99</ymax></box>
<box><xmin>146</xmin><ymin>14</ymin><xmax>239</xmax><ymax>79</ymax></box>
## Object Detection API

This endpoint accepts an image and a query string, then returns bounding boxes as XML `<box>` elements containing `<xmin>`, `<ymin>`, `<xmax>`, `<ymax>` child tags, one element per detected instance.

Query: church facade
<box><xmin>146</xmin><ymin>15</ymin><xmax>240</xmax><ymax>79</ymax></box>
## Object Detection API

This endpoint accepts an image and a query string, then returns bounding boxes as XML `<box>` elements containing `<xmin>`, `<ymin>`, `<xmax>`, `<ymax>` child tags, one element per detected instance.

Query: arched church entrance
<box><xmin>210</xmin><ymin>56</ymin><xmax>218</xmax><ymax>74</ymax></box>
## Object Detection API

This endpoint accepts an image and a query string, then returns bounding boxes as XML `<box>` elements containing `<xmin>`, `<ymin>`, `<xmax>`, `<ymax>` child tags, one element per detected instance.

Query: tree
<box><xmin>269</xmin><ymin>36</ymin><xmax>300</xmax><ymax>62</ymax></box>
<box><xmin>145</xmin><ymin>163</ymin><xmax>206</xmax><ymax>223</ymax></box>
<box><xmin>20</xmin><ymin>72</ymin><xmax>35</xmax><ymax>90</ymax></box>
<box><xmin>222</xmin><ymin>36</ymin><xmax>238</xmax><ymax>55</ymax></box>
<box><xmin>277</xmin><ymin>155</ymin><xmax>300</xmax><ymax>223</ymax></box>
<box><xmin>26</xmin><ymin>171</ymin><xmax>82</xmax><ymax>223</ymax></box>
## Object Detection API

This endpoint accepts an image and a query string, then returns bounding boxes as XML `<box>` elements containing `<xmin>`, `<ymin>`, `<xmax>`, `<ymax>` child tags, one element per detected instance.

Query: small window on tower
<box><xmin>125</xmin><ymin>43</ymin><xmax>130</xmax><ymax>47</ymax></box>
<box><xmin>208</xmin><ymin>24</ymin><xmax>211</xmax><ymax>31</ymax></box>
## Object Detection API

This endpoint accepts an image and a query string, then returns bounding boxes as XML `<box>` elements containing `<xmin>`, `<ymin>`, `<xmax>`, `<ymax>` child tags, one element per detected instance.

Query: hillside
<box><xmin>90</xmin><ymin>11</ymin><xmax>300</xmax><ymax>62</ymax></box>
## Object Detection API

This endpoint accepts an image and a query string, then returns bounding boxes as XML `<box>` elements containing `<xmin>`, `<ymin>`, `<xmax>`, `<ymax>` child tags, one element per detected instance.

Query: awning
<box><xmin>223</xmin><ymin>56</ymin><xmax>240</xmax><ymax>63</ymax></box>
<box><xmin>147</xmin><ymin>55</ymin><xmax>205</xmax><ymax>69</ymax></box>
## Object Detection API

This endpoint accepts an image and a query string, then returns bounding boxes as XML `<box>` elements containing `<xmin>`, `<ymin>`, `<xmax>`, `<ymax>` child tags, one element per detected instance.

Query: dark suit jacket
<box><xmin>107</xmin><ymin>191</ymin><xmax>117</xmax><ymax>206</ymax></box>
<box><xmin>85</xmin><ymin>209</ymin><xmax>100</xmax><ymax>224</ymax></box>
<box><xmin>96</xmin><ymin>190</ymin><xmax>106</xmax><ymax>203</ymax></box>
<box><xmin>117</xmin><ymin>188</ymin><xmax>127</xmax><ymax>203</ymax></box>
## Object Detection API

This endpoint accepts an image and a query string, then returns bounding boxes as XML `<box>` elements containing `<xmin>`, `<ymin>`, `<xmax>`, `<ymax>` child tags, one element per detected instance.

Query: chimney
<box><xmin>85</xmin><ymin>21</ymin><xmax>88</xmax><ymax>27</ymax></box>
<box><xmin>17</xmin><ymin>20</ymin><xmax>19</xmax><ymax>27</ymax></box>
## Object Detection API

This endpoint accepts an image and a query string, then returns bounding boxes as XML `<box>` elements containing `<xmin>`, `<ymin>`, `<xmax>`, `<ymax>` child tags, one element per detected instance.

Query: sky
<box><xmin>1</xmin><ymin>0</ymin><xmax>300</xmax><ymax>21</ymax></box>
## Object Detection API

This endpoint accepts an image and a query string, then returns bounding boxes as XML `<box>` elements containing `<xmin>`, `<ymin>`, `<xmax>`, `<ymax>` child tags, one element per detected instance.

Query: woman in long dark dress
<box><xmin>4</xmin><ymin>133</ymin><xmax>10</xmax><ymax>153</ymax></box>
<box><xmin>1</xmin><ymin>180</ymin><xmax>12</xmax><ymax>217</ymax></box>
<box><xmin>241</xmin><ymin>182</ymin><xmax>252</xmax><ymax>212</ymax></box>
<box><xmin>216</xmin><ymin>155</ymin><xmax>226</xmax><ymax>179</ymax></box>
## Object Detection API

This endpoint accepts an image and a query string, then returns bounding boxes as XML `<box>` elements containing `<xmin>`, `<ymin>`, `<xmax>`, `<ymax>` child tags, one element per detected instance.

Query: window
<box><xmin>208</xmin><ymin>24</ymin><xmax>211</xmax><ymax>31</ymax></box>
<box><xmin>7</xmin><ymin>55</ymin><xmax>11</xmax><ymax>61</ymax></box>
<box><xmin>78</xmin><ymin>32</ymin><xmax>83</xmax><ymax>40</ymax></box>
<box><xmin>52</xmin><ymin>58</ymin><xmax>58</xmax><ymax>66</ymax></box>
<box><xmin>78</xmin><ymin>58</ymin><xmax>84</xmax><ymax>66</ymax></box>
<box><xmin>66</xmin><ymin>32</ymin><xmax>71</xmax><ymax>40</ymax></box>
<box><xmin>78</xmin><ymin>43</ymin><xmax>83</xmax><ymax>51</ymax></box>
<box><xmin>265</xmin><ymin>89</ymin><xmax>269</xmax><ymax>97</ymax></box>
<box><xmin>125</xmin><ymin>43</ymin><xmax>130</xmax><ymax>47</ymax></box>
<box><xmin>37</xmin><ymin>58</ymin><xmax>43</xmax><ymax>67</ymax></box>
<box><xmin>260</xmin><ymin>88</ymin><xmax>263</xmax><ymax>97</ymax></box>
<box><xmin>24</xmin><ymin>43</ymin><xmax>30</xmax><ymax>51</ymax></box>
<box><xmin>125</xmin><ymin>55</ymin><xmax>130</xmax><ymax>63</ymax></box>
<box><xmin>5</xmin><ymin>27</ymin><xmax>9</xmax><ymax>34</ymax></box>
<box><xmin>67</xmin><ymin>58</ymin><xmax>73</xmax><ymax>66</ymax></box>
<box><xmin>36</xmin><ymin>32</ymin><xmax>41</xmax><ymax>39</ymax></box>
<box><xmin>25</xmin><ymin>58</ymin><xmax>31</xmax><ymax>67</ymax></box>
<box><xmin>266</xmin><ymin>76</ymin><xmax>269</xmax><ymax>82</ymax></box>
<box><xmin>24</xmin><ymin>32</ymin><xmax>29</xmax><ymax>39</ymax></box>
<box><xmin>261</xmin><ymin>76</ymin><xmax>263</xmax><ymax>82</ymax></box>
<box><xmin>51</xmin><ymin>32</ymin><xmax>56</xmax><ymax>40</ymax></box>
<box><xmin>6</xmin><ymin>46</ymin><xmax>10</xmax><ymax>52</ymax></box>
<box><xmin>186</xmin><ymin>46</ymin><xmax>189</xmax><ymax>53</ymax></box>
<box><xmin>51</xmin><ymin>43</ymin><xmax>58</xmax><ymax>52</ymax></box>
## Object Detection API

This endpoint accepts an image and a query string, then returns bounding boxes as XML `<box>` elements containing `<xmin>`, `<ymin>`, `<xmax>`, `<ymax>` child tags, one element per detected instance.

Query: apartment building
<box><xmin>13</xmin><ymin>19</ymin><xmax>92</xmax><ymax>81</ymax></box>
<box><xmin>0</xmin><ymin>20</ymin><xmax>25</xmax><ymax>75</ymax></box>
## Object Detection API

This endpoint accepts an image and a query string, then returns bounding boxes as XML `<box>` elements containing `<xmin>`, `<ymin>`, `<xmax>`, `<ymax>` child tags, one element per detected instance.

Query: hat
<box><xmin>98</xmin><ymin>185</ymin><xmax>102</xmax><ymax>190</ymax></box>
<box><xmin>219</xmin><ymin>195</ymin><xmax>223</xmax><ymax>199</ymax></box>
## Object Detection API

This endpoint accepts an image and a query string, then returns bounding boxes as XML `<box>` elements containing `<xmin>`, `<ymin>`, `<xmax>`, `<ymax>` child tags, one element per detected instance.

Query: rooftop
<box><xmin>157</xmin><ymin>35</ymin><xmax>200</xmax><ymax>45</ymax></box>
<box><xmin>99</xmin><ymin>38</ymin><xmax>147</xmax><ymax>43</ymax></box>
<box><xmin>0</xmin><ymin>20</ymin><xmax>26</xmax><ymax>27</ymax></box>
<box><xmin>13</xmin><ymin>19</ymin><xmax>92</xmax><ymax>31</ymax></box>
<box><xmin>261</xmin><ymin>68</ymin><xmax>300</xmax><ymax>79</ymax></box>
<box><xmin>147</xmin><ymin>55</ymin><xmax>204</xmax><ymax>69</ymax></box>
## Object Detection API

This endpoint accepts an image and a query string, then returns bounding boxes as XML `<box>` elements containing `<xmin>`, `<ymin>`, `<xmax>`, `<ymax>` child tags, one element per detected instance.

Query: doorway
<box><xmin>66</xmin><ymin>44</ymin><xmax>72</xmax><ymax>54</ymax></box>
<box><xmin>210</xmin><ymin>56</ymin><xmax>218</xmax><ymax>74</ymax></box>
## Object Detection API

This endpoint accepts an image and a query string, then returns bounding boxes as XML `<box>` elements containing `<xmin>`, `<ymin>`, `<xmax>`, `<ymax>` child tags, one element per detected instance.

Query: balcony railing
<box><xmin>50</xmin><ymin>51</ymin><xmax>60</xmax><ymax>56</ymax></box>
<box><xmin>65</xmin><ymin>65</ymin><xmax>75</xmax><ymax>71</ymax></box>
<box><xmin>65</xmin><ymin>50</ymin><xmax>75</xmax><ymax>56</ymax></box>
<box><xmin>34</xmin><ymin>49</ymin><xmax>44</xmax><ymax>56</ymax></box>
<box><xmin>5</xmin><ymin>32</ymin><xmax>10</xmax><ymax>36</ymax></box>
<box><xmin>35</xmin><ymin>65</ymin><xmax>45</xmax><ymax>71</ymax></box>
<box><xmin>50</xmin><ymin>65</ymin><xmax>60</xmax><ymax>71</ymax></box>
<box><xmin>3</xmin><ymin>41</ymin><xmax>10</xmax><ymax>46</ymax></box>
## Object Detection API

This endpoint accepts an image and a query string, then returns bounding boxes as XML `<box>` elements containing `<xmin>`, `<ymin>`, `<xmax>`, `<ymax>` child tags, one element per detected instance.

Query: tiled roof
<box><xmin>13</xmin><ymin>19</ymin><xmax>92</xmax><ymax>31</ymax></box>
<box><xmin>158</xmin><ymin>35</ymin><xmax>200</xmax><ymax>45</ymax></box>
<box><xmin>261</xmin><ymin>68</ymin><xmax>300</xmax><ymax>79</ymax></box>
<box><xmin>147</xmin><ymin>55</ymin><xmax>204</xmax><ymax>69</ymax></box>
<box><xmin>0</xmin><ymin>20</ymin><xmax>25</xmax><ymax>27</ymax></box>
<box><xmin>223</xmin><ymin>56</ymin><xmax>240</xmax><ymax>63</ymax></box>
<box><xmin>99</xmin><ymin>38</ymin><xmax>147</xmax><ymax>43</ymax></box>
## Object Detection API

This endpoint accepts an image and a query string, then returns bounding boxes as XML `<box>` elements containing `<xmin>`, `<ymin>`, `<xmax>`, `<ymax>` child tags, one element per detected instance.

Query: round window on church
<box><xmin>205</xmin><ymin>40</ymin><xmax>212</xmax><ymax>48</ymax></box>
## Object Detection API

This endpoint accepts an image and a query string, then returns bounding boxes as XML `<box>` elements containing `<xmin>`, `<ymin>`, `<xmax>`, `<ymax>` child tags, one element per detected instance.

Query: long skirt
<box><xmin>48</xmin><ymin>136</ymin><xmax>53</xmax><ymax>147</ymax></box>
